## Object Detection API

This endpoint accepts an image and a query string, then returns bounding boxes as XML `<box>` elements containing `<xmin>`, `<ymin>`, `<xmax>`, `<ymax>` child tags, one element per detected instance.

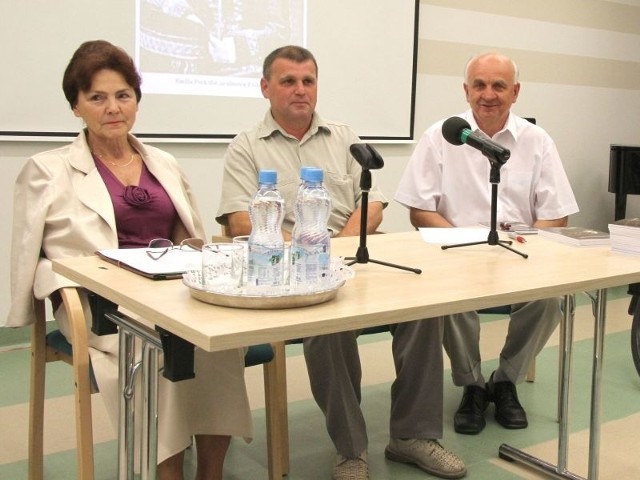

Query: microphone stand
<box><xmin>441</xmin><ymin>156</ymin><xmax>528</xmax><ymax>259</ymax></box>
<box><xmin>345</xmin><ymin>168</ymin><xmax>422</xmax><ymax>273</ymax></box>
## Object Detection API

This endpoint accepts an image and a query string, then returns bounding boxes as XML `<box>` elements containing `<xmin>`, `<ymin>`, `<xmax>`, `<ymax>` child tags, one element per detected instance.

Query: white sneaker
<box><xmin>385</xmin><ymin>439</ymin><xmax>466</xmax><ymax>479</ymax></box>
<box><xmin>332</xmin><ymin>450</ymin><xmax>369</xmax><ymax>480</ymax></box>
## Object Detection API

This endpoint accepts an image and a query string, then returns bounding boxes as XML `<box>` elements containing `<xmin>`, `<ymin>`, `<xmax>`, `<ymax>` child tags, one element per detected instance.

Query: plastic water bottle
<box><xmin>290</xmin><ymin>166</ymin><xmax>314</xmax><ymax>243</ymax></box>
<box><xmin>290</xmin><ymin>168</ymin><xmax>332</xmax><ymax>289</ymax></box>
<box><xmin>248</xmin><ymin>170</ymin><xmax>285</xmax><ymax>288</ymax></box>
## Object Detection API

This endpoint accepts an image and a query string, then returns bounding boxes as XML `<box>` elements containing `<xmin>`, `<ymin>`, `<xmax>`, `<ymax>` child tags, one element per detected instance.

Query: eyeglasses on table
<box><xmin>146</xmin><ymin>237</ymin><xmax>204</xmax><ymax>260</ymax></box>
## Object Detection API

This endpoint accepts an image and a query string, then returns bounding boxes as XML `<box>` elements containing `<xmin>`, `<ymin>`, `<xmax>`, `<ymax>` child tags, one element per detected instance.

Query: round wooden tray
<box><xmin>184</xmin><ymin>280</ymin><xmax>345</xmax><ymax>309</ymax></box>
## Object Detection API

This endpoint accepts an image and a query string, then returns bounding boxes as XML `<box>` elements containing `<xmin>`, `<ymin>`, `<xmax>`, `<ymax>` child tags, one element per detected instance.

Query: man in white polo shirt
<box><xmin>395</xmin><ymin>52</ymin><xmax>579</xmax><ymax>436</ymax></box>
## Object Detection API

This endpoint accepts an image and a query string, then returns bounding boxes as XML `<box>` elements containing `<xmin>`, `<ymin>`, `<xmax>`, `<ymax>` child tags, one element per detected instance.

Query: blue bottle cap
<box><xmin>306</xmin><ymin>168</ymin><xmax>324</xmax><ymax>183</ymax></box>
<box><xmin>300</xmin><ymin>167</ymin><xmax>324</xmax><ymax>182</ymax></box>
<box><xmin>299</xmin><ymin>166</ymin><xmax>313</xmax><ymax>180</ymax></box>
<box><xmin>258</xmin><ymin>169</ymin><xmax>277</xmax><ymax>184</ymax></box>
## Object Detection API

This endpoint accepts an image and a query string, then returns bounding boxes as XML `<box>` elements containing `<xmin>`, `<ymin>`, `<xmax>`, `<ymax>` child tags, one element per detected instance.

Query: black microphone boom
<box><xmin>441</xmin><ymin>116</ymin><xmax>511</xmax><ymax>165</ymax></box>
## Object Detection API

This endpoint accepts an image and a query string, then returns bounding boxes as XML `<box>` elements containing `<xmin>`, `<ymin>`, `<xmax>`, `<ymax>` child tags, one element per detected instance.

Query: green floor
<box><xmin>1</xmin><ymin>287</ymin><xmax>639</xmax><ymax>479</ymax></box>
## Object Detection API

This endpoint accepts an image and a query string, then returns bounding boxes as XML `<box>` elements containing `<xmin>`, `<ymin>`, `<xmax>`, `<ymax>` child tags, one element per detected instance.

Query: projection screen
<box><xmin>0</xmin><ymin>0</ymin><xmax>418</xmax><ymax>141</ymax></box>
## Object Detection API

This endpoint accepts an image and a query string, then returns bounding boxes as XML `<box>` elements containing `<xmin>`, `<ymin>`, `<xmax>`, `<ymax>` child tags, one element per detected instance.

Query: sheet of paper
<box><xmin>418</xmin><ymin>227</ymin><xmax>490</xmax><ymax>244</ymax></box>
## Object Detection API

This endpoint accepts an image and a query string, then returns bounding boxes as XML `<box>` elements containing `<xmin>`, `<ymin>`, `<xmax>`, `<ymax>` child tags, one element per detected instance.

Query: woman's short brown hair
<box><xmin>62</xmin><ymin>40</ymin><xmax>142</xmax><ymax>109</ymax></box>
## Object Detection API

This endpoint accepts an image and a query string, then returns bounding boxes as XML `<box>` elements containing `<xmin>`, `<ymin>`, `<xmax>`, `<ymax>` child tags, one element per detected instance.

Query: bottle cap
<box><xmin>299</xmin><ymin>166</ymin><xmax>313</xmax><ymax>180</ymax></box>
<box><xmin>258</xmin><ymin>169</ymin><xmax>277</xmax><ymax>184</ymax></box>
<box><xmin>305</xmin><ymin>168</ymin><xmax>324</xmax><ymax>183</ymax></box>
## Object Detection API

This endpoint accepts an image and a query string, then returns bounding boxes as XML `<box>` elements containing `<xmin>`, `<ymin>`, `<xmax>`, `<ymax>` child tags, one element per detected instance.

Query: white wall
<box><xmin>1</xmin><ymin>0</ymin><xmax>640</xmax><ymax>327</ymax></box>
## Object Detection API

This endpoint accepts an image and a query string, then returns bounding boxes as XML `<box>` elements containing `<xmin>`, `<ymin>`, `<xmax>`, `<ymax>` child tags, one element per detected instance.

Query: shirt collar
<box><xmin>258</xmin><ymin>110</ymin><xmax>330</xmax><ymax>142</ymax></box>
<box><xmin>463</xmin><ymin>109</ymin><xmax>519</xmax><ymax>142</ymax></box>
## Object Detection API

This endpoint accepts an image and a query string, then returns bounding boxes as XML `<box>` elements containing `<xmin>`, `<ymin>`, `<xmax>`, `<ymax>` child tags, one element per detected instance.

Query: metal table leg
<box><xmin>499</xmin><ymin>290</ymin><xmax>606</xmax><ymax>479</ymax></box>
<box><xmin>118</xmin><ymin>329</ymin><xmax>136</xmax><ymax>480</ymax></box>
<box><xmin>142</xmin><ymin>342</ymin><xmax>159</xmax><ymax>480</ymax></box>
<box><xmin>107</xmin><ymin>313</ymin><xmax>162</xmax><ymax>480</ymax></box>
<box><xmin>588</xmin><ymin>289</ymin><xmax>607</xmax><ymax>479</ymax></box>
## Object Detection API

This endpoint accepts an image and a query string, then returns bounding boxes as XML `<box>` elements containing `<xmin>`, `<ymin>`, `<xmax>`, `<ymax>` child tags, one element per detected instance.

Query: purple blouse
<box><xmin>94</xmin><ymin>157</ymin><xmax>178</xmax><ymax>248</ymax></box>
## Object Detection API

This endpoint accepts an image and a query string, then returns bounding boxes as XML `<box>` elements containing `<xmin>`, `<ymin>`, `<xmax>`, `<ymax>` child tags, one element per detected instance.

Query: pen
<box><xmin>508</xmin><ymin>233</ymin><xmax>527</xmax><ymax>244</ymax></box>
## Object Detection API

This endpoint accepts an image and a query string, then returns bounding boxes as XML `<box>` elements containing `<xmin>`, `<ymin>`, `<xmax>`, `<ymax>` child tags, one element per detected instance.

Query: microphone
<box><xmin>441</xmin><ymin>116</ymin><xmax>511</xmax><ymax>164</ymax></box>
<box><xmin>350</xmin><ymin>143</ymin><xmax>384</xmax><ymax>170</ymax></box>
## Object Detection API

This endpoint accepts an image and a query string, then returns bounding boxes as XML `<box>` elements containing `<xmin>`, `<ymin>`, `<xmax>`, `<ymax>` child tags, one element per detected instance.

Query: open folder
<box><xmin>96</xmin><ymin>248</ymin><xmax>201</xmax><ymax>280</ymax></box>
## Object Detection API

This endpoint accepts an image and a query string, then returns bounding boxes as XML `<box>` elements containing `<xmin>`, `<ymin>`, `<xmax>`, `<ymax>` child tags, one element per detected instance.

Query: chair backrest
<box><xmin>245</xmin><ymin>343</ymin><xmax>275</xmax><ymax>367</ymax></box>
<box><xmin>45</xmin><ymin>328</ymin><xmax>99</xmax><ymax>390</ymax></box>
<box><xmin>212</xmin><ymin>224</ymin><xmax>233</xmax><ymax>243</ymax></box>
<box><xmin>478</xmin><ymin>305</ymin><xmax>511</xmax><ymax>315</ymax></box>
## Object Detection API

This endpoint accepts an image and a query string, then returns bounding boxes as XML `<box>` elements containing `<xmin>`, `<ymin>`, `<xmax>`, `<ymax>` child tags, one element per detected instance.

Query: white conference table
<box><xmin>53</xmin><ymin>231</ymin><xmax>640</xmax><ymax>480</ymax></box>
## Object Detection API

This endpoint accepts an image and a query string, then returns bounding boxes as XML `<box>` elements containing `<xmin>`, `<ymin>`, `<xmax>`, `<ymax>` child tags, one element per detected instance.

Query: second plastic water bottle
<box><xmin>248</xmin><ymin>169</ymin><xmax>285</xmax><ymax>288</ymax></box>
<box><xmin>290</xmin><ymin>168</ymin><xmax>332</xmax><ymax>289</ymax></box>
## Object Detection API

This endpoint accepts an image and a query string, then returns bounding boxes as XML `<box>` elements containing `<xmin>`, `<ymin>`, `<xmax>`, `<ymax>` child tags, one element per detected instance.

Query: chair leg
<box><xmin>263</xmin><ymin>341</ymin><xmax>289</xmax><ymax>478</ymax></box>
<box><xmin>526</xmin><ymin>359</ymin><xmax>536</xmax><ymax>382</ymax></box>
<box><xmin>29</xmin><ymin>299</ymin><xmax>47</xmax><ymax>480</ymax></box>
<box><xmin>61</xmin><ymin>288</ymin><xmax>95</xmax><ymax>480</ymax></box>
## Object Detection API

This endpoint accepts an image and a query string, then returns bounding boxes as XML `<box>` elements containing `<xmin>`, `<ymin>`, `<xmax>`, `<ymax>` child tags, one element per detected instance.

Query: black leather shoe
<box><xmin>454</xmin><ymin>385</ymin><xmax>489</xmax><ymax>434</ymax></box>
<box><xmin>486</xmin><ymin>372</ymin><xmax>528</xmax><ymax>429</ymax></box>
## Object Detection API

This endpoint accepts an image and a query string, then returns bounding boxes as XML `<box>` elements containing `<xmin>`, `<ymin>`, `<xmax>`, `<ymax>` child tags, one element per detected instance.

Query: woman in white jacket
<box><xmin>6</xmin><ymin>40</ymin><xmax>251</xmax><ymax>480</ymax></box>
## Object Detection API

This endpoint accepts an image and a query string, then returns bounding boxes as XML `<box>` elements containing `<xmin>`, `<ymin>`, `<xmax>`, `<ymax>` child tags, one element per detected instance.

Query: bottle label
<box><xmin>290</xmin><ymin>244</ymin><xmax>331</xmax><ymax>287</ymax></box>
<box><xmin>248</xmin><ymin>245</ymin><xmax>285</xmax><ymax>287</ymax></box>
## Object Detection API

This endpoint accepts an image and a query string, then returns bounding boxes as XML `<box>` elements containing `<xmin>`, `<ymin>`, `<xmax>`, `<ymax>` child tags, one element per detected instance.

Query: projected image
<box><xmin>137</xmin><ymin>0</ymin><xmax>306</xmax><ymax>97</ymax></box>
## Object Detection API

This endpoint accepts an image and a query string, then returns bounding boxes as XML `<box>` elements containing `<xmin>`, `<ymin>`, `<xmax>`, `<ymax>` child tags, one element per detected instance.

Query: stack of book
<box><xmin>538</xmin><ymin>226</ymin><xmax>610</xmax><ymax>246</ymax></box>
<box><xmin>608</xmin><ymin>218</ymin><xmax>640</xmax><ymax>255</ymax></box>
